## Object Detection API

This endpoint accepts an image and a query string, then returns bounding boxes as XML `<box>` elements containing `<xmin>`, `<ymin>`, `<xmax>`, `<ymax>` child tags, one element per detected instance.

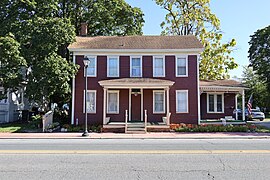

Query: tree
<box><xmin>155</xmin><ymin>0</ymin><xmax>237</xmax><ymax>80</ymax></box>
<box><xmin>0</xmin><ymin>34</ymin><xmax>26</xmax><ymax>97</ymax></box>
<box><xmin>0</xmin><ymin>1</ymin><xmax>78</xmax><ymax>109</ymax></box>
<box><xmin>242</xmin><ymin>66</ymin><xmax>269</xmax><ymax>109</ymax></box>
<box><xmin>248</xmin><ymin>25</ymin><xmax>270</xmax><ymax>93</ymax></box>
<box><xmin>0</xmin><ymin>0</ymin><xmax>144</xmax><ymax>109</ymax></box>
<box><xmin>57</xmin><ymin>0</ymin><xmax>145</xmax><ymax>36</ymax></box>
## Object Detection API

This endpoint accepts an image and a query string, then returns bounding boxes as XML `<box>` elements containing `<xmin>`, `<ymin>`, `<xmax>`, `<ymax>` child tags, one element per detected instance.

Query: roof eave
<box><xmin>67</xmin><ymin>48</ymin><xmax>204</xmax><ymax>55</ymax></box>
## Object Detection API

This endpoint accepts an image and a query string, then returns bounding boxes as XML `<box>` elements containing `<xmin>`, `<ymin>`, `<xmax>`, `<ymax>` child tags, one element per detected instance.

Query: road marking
<box><xmin>0</xmin><ymin>150</ymin><xmax>270</xmax><ymax>154</ymax></box>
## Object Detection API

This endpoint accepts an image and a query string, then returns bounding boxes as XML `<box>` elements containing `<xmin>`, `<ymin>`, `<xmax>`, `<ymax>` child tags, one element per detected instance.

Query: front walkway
<box><xmin>0</xmin><ymin>132</ymin><xmax>269</xmax><ymax>139</ymax></box>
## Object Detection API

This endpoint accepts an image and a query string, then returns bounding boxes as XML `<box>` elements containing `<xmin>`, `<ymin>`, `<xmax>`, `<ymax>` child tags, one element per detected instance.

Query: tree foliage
<box><xmin>0</xmin><ymin>34</ymin><xmax>26</xmax><ymax>94</ymax></box>
<box><xmin>155</xmin><ymin>0</ymin><xmax>237</xmax><ymax>80</ymax></box>
<box><xmin>248</xmin><ymin>25</ymin><xmax>270</xmax><ymax>92</ymax></box>
<box><xmin>0</xmin><ymin>0</ymin><xmax>144</xmax><ymax>109</ymax></box>
<box><xmin>58</xmin><ymin>0</ymin><xmax>145</xmax><ymax>36</ymax></box>
<box><xmin>0</xmin><ymin>1</ymin><xmax>78</xmax><ymax>109</ymax></box>
<box><xmin>242</xmin><ymin>66</ymin><xmax>269</xmax><ymax>109</ymax></box>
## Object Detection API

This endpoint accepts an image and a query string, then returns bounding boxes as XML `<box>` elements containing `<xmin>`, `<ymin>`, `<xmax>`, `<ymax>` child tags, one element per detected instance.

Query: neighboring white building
<box><xmin>0</xmin><ymin>87</ymin><xmax>29</xmax><ymax>123</ymax></box>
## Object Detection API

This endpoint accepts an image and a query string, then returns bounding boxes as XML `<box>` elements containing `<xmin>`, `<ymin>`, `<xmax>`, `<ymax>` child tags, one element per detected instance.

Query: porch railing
<box><xmin>144</xmin><ymin>110</ymin><xmax>147</xmax><ymax>132</ymax></box>
<box><xmin>125</xmin><ymin>110</ymin><xmax>128</xmax><ymax>133</ymax></box>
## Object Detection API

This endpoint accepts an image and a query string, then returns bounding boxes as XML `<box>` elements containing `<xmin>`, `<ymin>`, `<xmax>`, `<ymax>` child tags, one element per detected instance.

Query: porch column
<box><xmin>235</xmin><ymin>94</ymin><xmax>238</xmax><ymax>120</ymax></box>
<box><xmin>141</xmin><ymin>88</ymin><xmax>143</xmax><ymax>122</ymax></box>
<box><xmin>129</xmin><ymin>88</ymin><xmax>131</xmax><ymax>121</ymax></box>
<box><xmin>241</xmin><ymin>89</ymin><xmax>245</xmax><ymax>121</ymax></box>
<box><xmin>166</xmin><ymin>88</ymin><xmax>170</xmax><ymax>125</ymax></box>
<box><xmin>103</xmin><ymin>88</ymin><xmax>107</xmax><ymax>124</ymax></box>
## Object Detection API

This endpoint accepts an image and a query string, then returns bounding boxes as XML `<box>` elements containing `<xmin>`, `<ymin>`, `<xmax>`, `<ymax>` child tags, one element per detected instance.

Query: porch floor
<box><xmin>104</xmin><ymin>121</ymin><xmax>167</xmax><ymax>126</ymax></box>
<box><xmin>103</xmin><ymin>122</ymin><xmax>170</xmax><ymax>131</ymax></box>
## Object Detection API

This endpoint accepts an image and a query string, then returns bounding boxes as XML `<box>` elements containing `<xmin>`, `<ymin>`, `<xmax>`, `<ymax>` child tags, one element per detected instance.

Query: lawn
<box><xmin>0</xmin><ymin>122</ymin><xmax>41</xmax><ymax>133</ymax></box>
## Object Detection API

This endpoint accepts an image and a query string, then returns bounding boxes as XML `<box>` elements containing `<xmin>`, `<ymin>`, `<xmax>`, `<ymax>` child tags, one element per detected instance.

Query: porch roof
<box><xmin>199</xmin><ymin>79</ymin><xmax>247</xmax><ymax>93</ymax></box>
<box><xmin>99</xmin><ymin>78</ymin><xmax>174</xmax><ymax>89</ymax></box>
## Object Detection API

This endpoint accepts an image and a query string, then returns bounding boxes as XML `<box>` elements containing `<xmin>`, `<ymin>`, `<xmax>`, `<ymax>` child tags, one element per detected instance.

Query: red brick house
<box><xmin>68</xmin><ymin>34</ymin><xmax>246</xmax><ymax>132</ymax></box>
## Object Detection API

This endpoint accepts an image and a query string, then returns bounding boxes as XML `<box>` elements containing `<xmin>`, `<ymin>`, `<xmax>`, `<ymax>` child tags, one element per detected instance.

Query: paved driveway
<box><xmin>247</xmin><ymin>119</ymin><xmax>270</xmax><ymax>128</ymax></box>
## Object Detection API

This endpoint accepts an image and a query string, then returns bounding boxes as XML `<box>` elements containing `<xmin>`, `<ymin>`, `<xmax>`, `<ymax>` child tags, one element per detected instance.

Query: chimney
<box><xmin>80</xmin><ymin>22</ymin><xmax>88</xmax><ymax>36</ymax></box>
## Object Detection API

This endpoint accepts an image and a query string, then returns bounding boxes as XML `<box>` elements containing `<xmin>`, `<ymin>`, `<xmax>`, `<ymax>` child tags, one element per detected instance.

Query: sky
<box><xmin>125</xmin><ymin>0</ymin><xmax>270</xmax><ymax>78</ymax></box>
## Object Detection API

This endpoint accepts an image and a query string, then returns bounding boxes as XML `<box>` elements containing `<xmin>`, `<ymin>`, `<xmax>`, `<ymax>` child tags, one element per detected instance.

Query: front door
<box><xmin>131</xmin><ymin>93</ymin><xmax>141</xmax><ymax>121</ymax></box>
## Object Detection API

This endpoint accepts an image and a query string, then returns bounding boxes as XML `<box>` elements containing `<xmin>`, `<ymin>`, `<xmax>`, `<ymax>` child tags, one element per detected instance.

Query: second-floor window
<box><xmin>153</xmin><ymin>56</ymin><xmax>165</xmax><ymax>77</ymax></box>
<box><xmin>130</xmin><ymin>56</ymin><xmax>142</xmax><ymax>77</ymax></box>
<box><xmin>176</xmin><ymin>55</ymin><xmax>188</xmax><ymax>77</ymax></box>
<box><xmin>107</xmin><ymin>56</ymin><xmax>119</xmax><ymax>77</ymax></box>
<box><xmin>85</xmin><ymin>56</ymin><xmax>96</xmax><ymax>77</ymax></box>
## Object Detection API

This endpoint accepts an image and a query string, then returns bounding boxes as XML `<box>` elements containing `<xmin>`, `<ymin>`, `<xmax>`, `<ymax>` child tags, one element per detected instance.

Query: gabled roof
<box><xmin>68</xmin><ymin>35</ymin><xmax>203</xmax><ymax>50</ymax></box>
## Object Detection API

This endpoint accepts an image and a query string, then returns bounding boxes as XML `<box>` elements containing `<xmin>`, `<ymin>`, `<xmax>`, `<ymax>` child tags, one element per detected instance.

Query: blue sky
<box><xmin>125</xmin><ymin>0</ymin><xmax>270</xmax><ymax>78</ymax></box>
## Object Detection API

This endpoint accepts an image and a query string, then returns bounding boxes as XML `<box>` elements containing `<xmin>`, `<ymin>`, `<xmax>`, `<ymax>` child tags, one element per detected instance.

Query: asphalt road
<box><xmin>0</xmin><ymin>139</ymin><xmax>270</xmax><ymax>180</ymax></box>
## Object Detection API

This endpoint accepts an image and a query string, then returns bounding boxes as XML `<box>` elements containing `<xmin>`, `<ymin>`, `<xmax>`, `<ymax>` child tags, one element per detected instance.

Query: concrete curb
<box><xmin>0</xmin><ymin>132</ymin><xmax>270</xmax><ymax>140</ymax></box>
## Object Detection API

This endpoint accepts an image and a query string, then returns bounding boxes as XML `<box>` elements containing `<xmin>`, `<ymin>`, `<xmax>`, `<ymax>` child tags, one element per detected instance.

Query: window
<box><xmin>176</xmin><ymin>56</ymin><xmax>188</xmax><ymax>77</ymax></box>
<box><xmin>176</xmin><ymin>90</ymin><xmax>188</xmax><ymax>113</ymax></box>
<box><xmin>153</xmin><ymin>91</ymin><xmax>165</xmax><ymax>113</ymax></box>
<box><xmin>207</xmin><ymin>94</ymin><xmax>224</xmax><ymax>113</ymax></box>
<box><xmin>130</xmin><ymin>56</ymin><xmax>142</xmax><ymax>77</ymax></box>
<box><xmin>153</xmin><ymin>56</ymin><xmax>165</xmax><ymax>77</ymax></box>
<box><xmin>107</xmin><ymin>56</ymin><xmax>119</xmax><ymax>77</ymax></box>
<box><xmin>84</xmin><ymin>90</ymin><xmax>96</xmax><ymax>113</ymax></box>
<box><xmin>85</xmin><ymin>56</ymin><xmax>96</xmax><ymax>77</ymax></box>
<box><xmin>107</xmin><ymin>91</ymin><xmax>119</xmax><ymax>114</ymax></box>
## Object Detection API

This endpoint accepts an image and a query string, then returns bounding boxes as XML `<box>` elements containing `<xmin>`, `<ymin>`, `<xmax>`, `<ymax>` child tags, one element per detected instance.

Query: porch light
<box><xmin>82</xmin><ymin>57</ymin><xmax>90</xmax><ymax>137</ymax></box>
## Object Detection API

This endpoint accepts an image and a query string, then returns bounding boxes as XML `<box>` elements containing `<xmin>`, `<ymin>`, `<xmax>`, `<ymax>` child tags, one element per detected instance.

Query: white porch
<box><xmin>99</xmin><ymin>78</ymin><xmax>174</xmax><ymax>133</ymax></box>
<box><xmin>200</xmin><ymin>81</ymin><xmax>247</xmax><ymax>121</ymax></box>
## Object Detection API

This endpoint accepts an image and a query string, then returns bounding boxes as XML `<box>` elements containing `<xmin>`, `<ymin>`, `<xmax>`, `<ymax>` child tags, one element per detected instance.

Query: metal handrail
<box><xmin>144</xmin><ymin>110</ymin><xmax>147</xmax><ymax>132</ymax></box>
<box><xmin>125</xmin><ymin>110</ymin><xmax>128</xmax><ymax>133</ymax></box>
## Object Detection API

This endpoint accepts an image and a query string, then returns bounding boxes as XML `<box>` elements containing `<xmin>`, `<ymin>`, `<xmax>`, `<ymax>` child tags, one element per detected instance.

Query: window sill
<box><xmin>107</xmin><ymin>112</ymin><xmax>119</xmax><ymax>114</ymax></box>
<box><xmin>207</xmin><ymin>112</ymin><xmax>224</xmax><ymax>114</ymax></box>
<box><xmin>176</xmin><ymin>75</ymin><xmax>188</xmax><ymax>77</ymax></box>
<box><xmin>176</xmin><ymin>111</ymin><xmax>189</xmax><ymax>114</ymax></box>
<box><xmin>153</xmin><ymin>112</ymin><xmax>166</xmax><ymax>114</ymax></box>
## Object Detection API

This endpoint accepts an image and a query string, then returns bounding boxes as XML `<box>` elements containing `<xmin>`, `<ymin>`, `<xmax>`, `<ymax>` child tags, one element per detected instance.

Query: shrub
<box><xmin>174</xmin><ymin>124</ymin><xmax>253</xmax><ymax>133</ymax></box>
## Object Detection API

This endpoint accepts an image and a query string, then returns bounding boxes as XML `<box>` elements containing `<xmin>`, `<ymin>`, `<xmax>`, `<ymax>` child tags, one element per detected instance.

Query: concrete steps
<box><xmin>126</xmin><ymin>123</ymin><xmax>146</xmax><ymax>133</ymax></box>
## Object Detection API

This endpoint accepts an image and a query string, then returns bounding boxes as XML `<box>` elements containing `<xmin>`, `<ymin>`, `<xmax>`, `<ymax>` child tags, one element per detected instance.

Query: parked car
<box><xmin>248</xmin><ymin>109</ymin><xmax>265</xmax><ymax>121</ymax></box>
<box><xmin>233</xmin><ymin>109</ymin><xmax>265</xmax><ymax>121</ymax></box>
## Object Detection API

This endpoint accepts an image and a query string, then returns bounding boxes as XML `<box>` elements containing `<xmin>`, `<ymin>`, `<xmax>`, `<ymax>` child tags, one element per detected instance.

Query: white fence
<box><xmin>42</xmin><ymin>111</ymin><xmax>53</xmax><ymax>132</ymax></box>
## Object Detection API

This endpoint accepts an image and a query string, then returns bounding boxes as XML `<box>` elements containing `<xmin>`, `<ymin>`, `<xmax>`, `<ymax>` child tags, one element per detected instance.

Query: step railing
<box><xmin>144</xmin><ymin>109</ymin><xmax>147</xmax><ymax>132</ymax></box>
<box><xmin>125</xmin><ymin>110</ymin><xmax>128</xmax><ymax>133</ymax></box>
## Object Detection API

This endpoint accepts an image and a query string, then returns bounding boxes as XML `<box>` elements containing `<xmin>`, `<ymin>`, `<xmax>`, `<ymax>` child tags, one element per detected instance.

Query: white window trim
<box><xmin>130</xmin><ymin>56</ymin><xmax>142</xmax><ymax>77</ymax></box>
<box><xmin>175</xmin><ymin>55</ymin><xmax>188</xmax><ymax>77</ymax></box>
<box><xmin>153</xmin><ymin>55</ymin><xmax>165</xmax><ymax>77</ymax></box>
<box><xmin>83</xmin><ymin>90</ymin><xmax>96</xmax><ymax>114</ymax></box>
<box><xmin>84</xmin><ymin>55</ymin><xmax>97</xmax><ymax>77</ymax></box>
<box><xmin>153</xmin><ymin>90</ymin><xmax>165</xmax><ymax>114</ymax></box>
<box><xmin>176</xmin><ymin>90</ymin><xmax>189</xmax><ymax>113</ymax></box>
<box><xmin>107</xmin><ymin>56</ymin><xmax>119</xmax><ymax>77</ymax></box>
<box><xmin>207</xmin><ymin>93</ymin><xmax>224</xmax><ymax>113</ymax></box>
<box><xmin>107</xmin><ymin>90</ymin><xmax>120</xmax><ymax>114</ymax></box>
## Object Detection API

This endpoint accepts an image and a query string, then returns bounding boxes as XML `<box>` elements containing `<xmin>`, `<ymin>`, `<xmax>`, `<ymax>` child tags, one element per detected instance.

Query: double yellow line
<box><xmin>0</xmin><ymin>150</ymin><xmax>270</xmax><ymax>154</ymax></box>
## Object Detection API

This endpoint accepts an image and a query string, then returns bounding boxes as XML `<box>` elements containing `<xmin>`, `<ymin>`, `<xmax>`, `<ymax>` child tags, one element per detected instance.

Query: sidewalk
<box><xmin>0</xmin><ymin>132</ymin><xmax>270</xmax><ymax>139</ymax></box>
